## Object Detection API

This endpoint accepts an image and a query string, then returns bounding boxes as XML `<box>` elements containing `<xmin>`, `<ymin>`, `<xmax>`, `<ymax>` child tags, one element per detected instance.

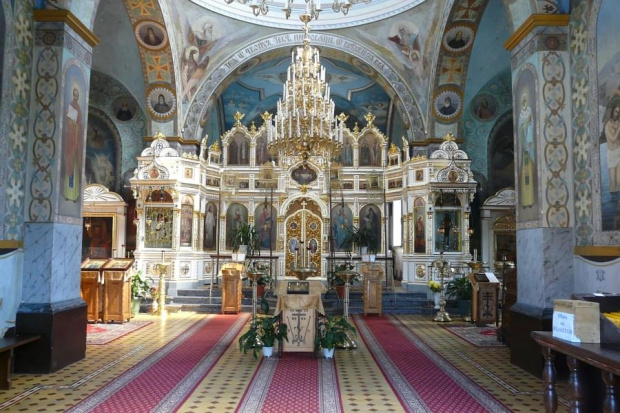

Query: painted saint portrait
<box><xmin>147</xmin><ymin>86</ymin><xmax>176</xmax><ymax>119</ymax></box>
<box><xmin>359</xmin><ymin>134</ymin><xmax>382</xmax><ymax>167</ymax></box>
<box><xmin>227</xmin><ymin>134</ymin><xmax>250</xmax><ymax>165</ymax></box>
<box><xmin>112</xmin><ymin>96</ymin><xmax>137</xmax><ymax>122</ymax></box>
<box><xmin>254</xmin><ymin>203</ymin><xmax>276</xmax><ymax>250</ymax></box>
<box><xmin>255</xmin><ymin>135</ymin><xmax>270</xmax><ymax>166</ymax></box>
<box><xmin>471</xmin><ymin>94</ymin><xmax>498</xmax><ymax>121</ymax></box>
<box><xmin>85</xmin><ymin>112</ymin><xmax>119</xmax><ymax>191</ymax></box>
<box><xmin>414</xmin><ymin>198</ymin><xmax>426</xmax><ymax>253</ymax></box>
<box><xmin>340</xmin><ymin>136</ymin><xmax>354</xmax><ymax>166</ymax></box>
<box><xmin>291</xmin><ymin>165</ymin><xmax>318</xmax><ymax>185</ymax></box>
<box><xmin>60</xmin><ymin>62</ymin><xmax>87</xmax><ymax>217</ymax></box>
<box><xmin>135</xmin><ymin>21</ymin><xmax>168</xmax><ymax>50</ymax></box>
<box><xmin>434</xmin><ymin>89</ymin><xmax>462</xmax><ymax>120</ymax></box>
<box><xmin>443</xmin><ymin>25</ymin><xmax>474</xmax><ymax>53</ymax></box>
<box><xmin>225</xmin><ymin>203</ymin><xmax>248</xmax><ymax>249</ymax></box>
<box><xmin>145</xmin><ymin>207</ymin><xmax>173</xmax><ymax>249</ymax></box>
<box><xmin>331</xmin><ymin>205</ymin><xmax>353</xmax><ymax>252</ymax></box>
<box><xmin>360</xmin><ymin>205</ymin><xmax>381</xmax><ymax>243</ymax></box>
<box><xmin>598</xmin><ymin>1</ymin><xmax>620</xmax><ymax>231</ymax></box>
<box><xmin>82</xmin><ymin>217</ymin><xmax>113</xmax><ymax>260</ymax></box>
<box><xmin>514</xmin><ymin>67</ymin><xmax>538</xmax><ymax>222</ymax></box>
<box><xmin>434</xmin><ymin>210</ymin><xmax>460</xmax><ymax>252</ymax></box>
<box><xmin>180</xmin><ymin>200</ymin><xmax>193</xmax><ymax>247</ymax></box>
<box><xmin>204</xmin><ymin>202</ymin><xmax>217</xmax><ymax>251</ymax></box>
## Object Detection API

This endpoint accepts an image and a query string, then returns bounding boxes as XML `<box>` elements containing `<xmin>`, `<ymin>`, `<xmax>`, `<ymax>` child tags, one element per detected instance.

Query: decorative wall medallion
<box><xmin>180</xmin><ymin>262</ymin><xmax>190</xmax><ymax>277</ymax></box>
<box><xmin>434</xmin><ymin>87</ymin><xmax>463</xmax><ymax>121</ymax></box>
<box><xmin>134</xmin><ymin>20</ymin><xmax>169</xmax><ymax>51</ymax></box>
<box><xmin>415</xmin><ymin>265</ymin><xmax>426</xmax><ymax>279</ymax></box>
<box><xmin>111</xmin><ymin>96</ymin><xmax>137</xmax><ymax>122</ymax></box>
<box><xmin>291</xmin><ymin>165</ymin><xmax>318</xmax><ymax>185</ymax></box>
<box><xmin>470</xmin><ymin>94</ymin><xmax>498</xmax><ymax>122</ymax></box>
<box><xmin>146</xmin><ymin>84</ymin><xmax>176</xmax><ymax>120</ymax></box>
<box><xmin>442</xmin><ymin>24</ymin><xmax>475</xmax><ymax>54</ymax></box>
<box><xmin>204</xmin><ymin>262</ymin><xmax>212</xmax><ymax>274</ymax></box>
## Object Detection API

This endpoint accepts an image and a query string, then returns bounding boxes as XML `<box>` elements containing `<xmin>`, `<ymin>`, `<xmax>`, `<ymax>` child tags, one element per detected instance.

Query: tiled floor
<box><xmin>0</xmin><ymin>312</ymin><xmax>568</xmax><ymax>412</ymax></box>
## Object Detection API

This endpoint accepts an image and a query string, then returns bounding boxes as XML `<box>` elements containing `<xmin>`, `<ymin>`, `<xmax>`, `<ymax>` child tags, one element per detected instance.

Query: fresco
<box><xmin>227</xmin><ymin>133</ymin><xmax>249</xmax><ymax>165</ymax></box>
<box><xmin>597</xmin><ymin>0</ymin><xmax>620</xmax><ymax>231</ymax></box>
<box><xmin>254</xmin><ymin>203</ymin><xmax>276</xmax><ymax>251</ymax></box>
<box><xmin>514</xmin><ymin>67</ymin><xmax>539</xmax><ymax>222</ymax></box>
<box><xmin>355</xmin><ymin>1</ymin><xmax>441</xmax><ymax>116</ymax></box>
<box><xmin>225</xmin><ymin>203</ymin><xmax>248</xmax><ymax>249</ymax></box>
<box><xmin>331</xmin><ymin>205</ymin><xmax>353</xmax><ymax>252</ymax></box>
<box><xmin>85</xmin><ymin>111</ymin><xmax>119</xmax><ymax>191</ymax></box>
<box><xmin>255</xmin><ymin>134</ymin><xmax>270</xmax><ymax>166</ymax></box>
<box><xmin>59</xmin><ymin>62</ymin><xmax>88</xmax><ymax>218</ymax></box>
<box><xmin>204</xmin><ymin>202</ymin><xmax>217</xmax><ymax>251</ymax></box>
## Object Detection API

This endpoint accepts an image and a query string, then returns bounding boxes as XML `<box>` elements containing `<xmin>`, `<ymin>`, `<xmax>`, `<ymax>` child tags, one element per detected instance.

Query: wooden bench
<box><xmin>0</xmin><ymin>335</ymin><xmax>40</xmax><ymax>390</ymax></box>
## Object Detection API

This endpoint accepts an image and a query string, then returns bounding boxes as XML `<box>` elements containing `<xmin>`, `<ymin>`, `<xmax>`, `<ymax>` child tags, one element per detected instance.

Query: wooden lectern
<box><xmin>469</xmin><ymin>272</ymin><xmax>500</xmax><ymax>326</ymax></box>
<box><xmin>80</xmin><ymin>258</ymin><xmax>109</xmax><ymax>323</ymax></box>
<box><xmin>221</xmin><ymin>269</ymin><xmax>242</xmax><ymax>314</ymax></box>
<box><xmin>101</xmin><ymin>258</ymin><xmax>134</xmax><ymax>324</ymax></box>
<box><xmin>361</xmin><ymin>264</ymin><xmax>383</xmax><ymax>316</ymax></box>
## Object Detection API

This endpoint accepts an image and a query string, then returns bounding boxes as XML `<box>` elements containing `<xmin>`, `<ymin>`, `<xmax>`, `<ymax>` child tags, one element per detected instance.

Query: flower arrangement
<box><xmin>150</xmin><ymin>287</ymin><xmax>160</xmax><ymax>302</ymax></box>
<box><xmin>428</xmin><ymin>280</ymin><xmax>442</xmax><ymax>293</ymax></box>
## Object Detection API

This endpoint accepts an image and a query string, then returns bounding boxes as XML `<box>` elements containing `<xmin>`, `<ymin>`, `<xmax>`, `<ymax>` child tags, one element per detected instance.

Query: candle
<box><xmin>161</xmin><ymin>250</ymin><xmax>165</xmax><ymax>263</ymax></box>
<box><xmin>473</xmin><ymin>249</ymin><xmax>477</xmax><ymax>263</ymax></box>
<box><xmin>294</xmin><ymin>247</ymin><xmax>298</xmax><ymax>268</ymax></box>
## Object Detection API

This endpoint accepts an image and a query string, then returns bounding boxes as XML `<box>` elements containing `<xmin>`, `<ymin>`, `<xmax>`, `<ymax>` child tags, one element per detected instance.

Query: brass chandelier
<box><xmin>224</xmin><ymin>0</ymin><xmax>370</xmax><ymax>19</ymax></box>
<box><xmin>267</xmin><ymin>13</ymin><xmax>345</xmax><ymax>163</ymax></box>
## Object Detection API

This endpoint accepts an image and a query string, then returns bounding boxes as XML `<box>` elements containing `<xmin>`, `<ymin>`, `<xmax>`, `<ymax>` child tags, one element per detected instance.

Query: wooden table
<box><xmin>531</xmin><ymin>331</ymin><xmax>620</xmax><ymax>412</ymax></box>
<box><xmin>0</xmin><ymin>335</ymin><xmax>40</xmax><ymax>390</ymax></box>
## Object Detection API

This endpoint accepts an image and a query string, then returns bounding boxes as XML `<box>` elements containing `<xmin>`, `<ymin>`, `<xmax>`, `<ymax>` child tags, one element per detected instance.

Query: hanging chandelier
<box><xmin>224</xmin><ymin>0</ymin><xmax>370</xmax><ymax>19</ymax></box>
<box><xmin>267</xmin><ymin>13</ymin><xmax>345</xmax><ymax>164</ymax></box>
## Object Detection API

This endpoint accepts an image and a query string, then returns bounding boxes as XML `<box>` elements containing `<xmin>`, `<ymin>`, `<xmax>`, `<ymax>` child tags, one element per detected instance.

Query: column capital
<box><xmin>34</xmin><ymin>9</ymin><xmax>99</xmax><ymax>47</ymax></box>
<box><xmin>504</xmin><ymin>14</ymin><xmax>569</xmax><ymax>52</ymax></box>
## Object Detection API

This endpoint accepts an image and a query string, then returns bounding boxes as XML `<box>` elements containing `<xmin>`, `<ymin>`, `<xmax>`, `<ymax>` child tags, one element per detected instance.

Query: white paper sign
<box><xmin>485</xmin><ymin>272</ymin><xmax>499</xmax><ymax>283</ymax></box>
<box><xmin>553</xmin><ymin>311</ymin><xmax>579</xmax><ymax>342</ymax></box>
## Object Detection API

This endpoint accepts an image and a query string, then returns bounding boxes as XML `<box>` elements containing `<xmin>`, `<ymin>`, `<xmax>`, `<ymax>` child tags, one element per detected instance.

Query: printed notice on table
<box><xmin>553</xmin><ymin>311</ymin><xmax>579</xmax><ymax>342</ymax></box>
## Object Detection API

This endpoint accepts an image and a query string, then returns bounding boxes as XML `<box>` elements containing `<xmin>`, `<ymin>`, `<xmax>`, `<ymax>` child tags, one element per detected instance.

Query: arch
<box><xmin>85</xmin><ymin>107</ymin><xmax>123</xmax><ymax>193</ymax></box>
<box><xmin>183</xmin><ymin>33</ymin><xmax>425</xmax><ymax>143</ymax></box>
<box><xmin>279</xmin><ymin>192</ymin><xmax>329</xmax><ymax>219</ymax></box>
<box><xmin>487</xmin><ymin>110</ymin><xmax>515</xmax><ymax>196</ymax></box>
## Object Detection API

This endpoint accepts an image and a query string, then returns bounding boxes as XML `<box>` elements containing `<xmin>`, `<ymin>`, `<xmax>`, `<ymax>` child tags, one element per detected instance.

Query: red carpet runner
<box><xmin>354</xmin><ymin>315</ymin><xmax>509</xmax><ymax>413</ymax></box>
<box><xmin>237</xmin><ymin>353</ymin><xmax>342</xmax><ymax>413</ymax></box>
<box><xmin>68</xmin><ymin>314</ymin><xmax>249</xmax><ymax>413</ymax></box>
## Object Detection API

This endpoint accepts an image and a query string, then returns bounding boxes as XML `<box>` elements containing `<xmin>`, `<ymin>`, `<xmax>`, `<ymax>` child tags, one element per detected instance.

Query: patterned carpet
<box><xmin>441</xmin><ymin>324</ymin><xmax>506</xmax><ymax>347</ymax></box>
<box><xmin>355</xmin><ymin>315</ymin><xmax>509</xmax><ymax>412</ymax></box>
<box><xmin>86</xmin><ymin>321</ymin><xmax>152</xmax><ymax>345</ymax></box>
<box><xmin>0</xmin><ymin>312</ymin><xmax>569</xmax><ymax>412</ymax></box>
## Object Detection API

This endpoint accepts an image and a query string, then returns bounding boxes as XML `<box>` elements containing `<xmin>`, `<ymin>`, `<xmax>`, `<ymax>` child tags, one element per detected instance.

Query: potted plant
<box><xmin>247</xmin><ymin>262</ymin><xmax>271</xmax><ymax>298</ymax></box>
<box><xmin>446</xmin><ymin>276</ymin><xmax>472</xmax><ymax>317</ymax></box>
<box><xmin>328</xmin><ymin>263</ymin><xmax>358</xmax><ymax>299</ymax></box>
<box><xmin>345</xmin><ymin>226</ymin><xmax>379</xmax><ymax>261</ymax></box>
<box><xmin>239</xmin><ymin>298</ymin><xmax>288</xmax><ymax>358</ymax></box>
<box><xmin>428</xmin><ymin>280</ymin><xmax>442</xmax><ymax>309</ymax></box>
<box><xmin>314</xmin><ymin>315</ymin><xmax>357</xmax><ymax>358</ymax></box>
<box><xmin>230</xmin><ymin>222</ymin><xmax>259</xmax><ymax>261</ymax></box>
<box><xmin>130</xmin><ymin>271</ymin><xmax>153</xmax><ymax>316</ymax></box>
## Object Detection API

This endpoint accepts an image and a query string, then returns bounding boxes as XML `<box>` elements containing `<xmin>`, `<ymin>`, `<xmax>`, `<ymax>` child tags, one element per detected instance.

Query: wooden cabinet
<box><xmin>361</xmin><ymin>264</ymin><xmax>383</xmax><ymax>316</ymax></box>
<box><xmin>221</xmin><ymin>269</ymin><xmax>242</xmax><ymax>314</ymax></box>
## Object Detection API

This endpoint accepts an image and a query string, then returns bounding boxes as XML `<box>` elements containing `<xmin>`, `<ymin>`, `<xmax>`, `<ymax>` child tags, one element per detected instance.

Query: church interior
<box><xmin>1</xmin><ymin>0</ymin><xmax>620</xmax><ymax>411</ymax></box>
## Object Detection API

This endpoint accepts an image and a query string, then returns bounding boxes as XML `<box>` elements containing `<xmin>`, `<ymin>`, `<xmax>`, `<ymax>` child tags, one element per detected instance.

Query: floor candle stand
<box><xmin>337</xmin><ymin>268</ymin><xmax>359</xmax><ymax>349</ymax></box>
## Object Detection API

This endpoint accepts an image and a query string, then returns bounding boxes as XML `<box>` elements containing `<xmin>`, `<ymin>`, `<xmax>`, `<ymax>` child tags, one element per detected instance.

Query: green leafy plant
<box><xmin>344</xmin><ymin>225</ymin><xmax>379</xmax><ymax>254</ymax></box>
<box><xmin>230</xmin><ymin>222</ymin><xmax>260</xmax><ymax>257</ymax></box>
<box><xmin>239</xmin><ymin>298</ymin><xmax>288</xmax><ymax>359</ymax></box>
<box><xmin>446</xmin><ymin>276</ymin><xmax>472</xmax><ymax>300</ymax></box>
<box><xmin>327</xmin><ymin>263</ymin><xmax>359</xmax><ymax>289</ymax></box>
<box><xmin>314</xmin><ymin>315</ymin><xmax>357</xmax><ymax>351</ymax></box>
<box><xmin>131</xmin><ymin>271</ymin><xmax>154</xmax><ymax>300</ymax></box>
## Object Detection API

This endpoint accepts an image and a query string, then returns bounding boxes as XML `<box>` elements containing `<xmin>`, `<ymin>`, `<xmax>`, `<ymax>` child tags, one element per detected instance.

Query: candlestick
<box><xmin>307</xmin><ymin>247</ymin><xmax>310</xmax><ymax>269</ymax></box>
<box><xmin>161</xmin><ymin>250</ymin><xmax>165</xmax><ymax>263</ymax></box>
<box><xmin>473</xmin><ymin>249</ymin><xmax>477</xmax><ymax>263</ymax></box>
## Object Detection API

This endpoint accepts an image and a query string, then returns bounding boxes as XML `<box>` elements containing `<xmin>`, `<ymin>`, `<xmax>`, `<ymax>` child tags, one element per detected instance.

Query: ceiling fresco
<box><xmin>219</xmin><ymin>55</ymin><xmax>395</xmax><ymax>136</ymax></box>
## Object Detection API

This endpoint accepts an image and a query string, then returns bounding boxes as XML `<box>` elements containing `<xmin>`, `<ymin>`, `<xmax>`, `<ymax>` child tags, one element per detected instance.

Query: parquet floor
<box><xmin>0</xmin><ymin>312</ymin><xmax>568</xmax><ymax>412</ymax></box>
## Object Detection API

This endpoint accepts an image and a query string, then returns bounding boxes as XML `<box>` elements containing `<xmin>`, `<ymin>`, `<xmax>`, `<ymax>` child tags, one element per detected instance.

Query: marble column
<box><xmin>505</xmin><ymin>14</ymin><xmax>574</xmax><ymax>377</ymax></box>
<box><xmin>17</xmin><ymin>10</ymin><xmax>98</xmax><ymax>373</ymax></box>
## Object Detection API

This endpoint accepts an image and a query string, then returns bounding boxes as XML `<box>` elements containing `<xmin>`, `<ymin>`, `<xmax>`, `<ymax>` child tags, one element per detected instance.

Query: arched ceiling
<box><xmin>218</xmin><ymin>50</ymin><xmax>396</xmax><ymax>136</ymax></box>
<box><xmin>190</xmin><ymin>0</ymin><xmax>428</xmax><ymax>30</ymax></box>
